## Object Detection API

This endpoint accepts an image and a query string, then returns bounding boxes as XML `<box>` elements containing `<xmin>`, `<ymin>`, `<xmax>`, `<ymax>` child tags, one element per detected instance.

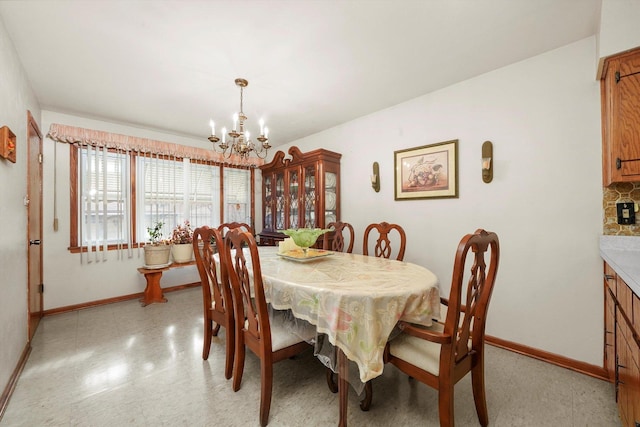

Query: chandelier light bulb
<box><xmin>233</xmin><ymin>113</ymin><xmax>238</xmax><ymax>131</ymax></box>
<box><xmin>259</xmin><ymin>118</ymin><xmax>265</xmax><ymax>135</ymax></box>
<box><xmin>209</xmin><ymin>119</ymin><xmax>215</xmax><ymax>136</ymax></box>
<box><xmin>264</xmin><ymin>127</ymin><xmax>269</xmax><ymax>138</ymax></box>
<box><xmin>221</xmin><ymin>127</ymin><xmax>226</xmax><ymax>143</ymax></box>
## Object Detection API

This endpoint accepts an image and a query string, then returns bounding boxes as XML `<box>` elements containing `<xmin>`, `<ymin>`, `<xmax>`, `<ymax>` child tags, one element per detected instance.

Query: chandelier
<box><xmin>208</xmin><ymin>78</ymin><xmax>271</xmax><ymax>160</ymax></box>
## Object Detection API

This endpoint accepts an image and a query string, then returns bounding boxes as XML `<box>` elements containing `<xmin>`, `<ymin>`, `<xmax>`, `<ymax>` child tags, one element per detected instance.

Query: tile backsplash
<box><xmin>603</xmin><ymin>182</ymin><xmax>640</xmax><ymax>235</ymax></box>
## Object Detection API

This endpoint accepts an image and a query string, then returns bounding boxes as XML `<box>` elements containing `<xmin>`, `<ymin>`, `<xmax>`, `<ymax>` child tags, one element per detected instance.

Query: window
<box><xmin>224</xmin><ymin>168</ymin><xmax>251</xmax><ymax>224</ymax></box>
<box><xmin>190</xmin><ymin>160</ymin><xmax>222</xmax><ymax>228</ymax></box>
<box><xmin>78</xmin><ymin>147</ymin><xmax>129</xmax><ymax>246</ymax></box>
<box><xmin>70</xmin><ymin>146</ymin><xmax>254</xmax><ymax>251</ymax></box>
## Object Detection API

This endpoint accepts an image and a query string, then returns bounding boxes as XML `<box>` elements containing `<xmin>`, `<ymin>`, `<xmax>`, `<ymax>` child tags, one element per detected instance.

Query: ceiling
<box><xmin>0</xmin><ymin>0</ymin><xmax>601</xmax><ymax>148</ymax></box>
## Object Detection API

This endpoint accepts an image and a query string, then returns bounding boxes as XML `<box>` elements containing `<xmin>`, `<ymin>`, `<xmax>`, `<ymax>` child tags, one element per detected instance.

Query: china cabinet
<box><xmin>601</xmin><ymin>46</ymin><xmax>640</xmax><ymax>186</ymax></box>
<box><xmin>603</xmin><ymin>262</ymin><xmax>640</xmax><ymax>426</ymax></box>
<box><xmin>258</xmin><ymin>146</ymin><xmax>341</xmax><ymax>246</ymax></box>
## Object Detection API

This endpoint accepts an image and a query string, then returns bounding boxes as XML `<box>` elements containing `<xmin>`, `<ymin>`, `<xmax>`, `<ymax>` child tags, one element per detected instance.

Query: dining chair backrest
<box><xmin>323</xmin><ymin>220</ymin><xmax>355</xmax><ymax>253</ymax></box>
<box><xmin>363</xmin><ymin>221</ymin><xmax>407</xmax><ymax>261</ymax></box>
<box><xmin>222</xmin><ymin>228</ymin><xmax>269</xmax><ymax>351</ymax></box>
<box><xmin>445</xmin><ymin>229</ymin><xmax>499</xmax><ymax>362</ymax></box>
<box><xmin>218</xmin><ymin>222</ymin><xmax>254</xmax><ymax>237</ymax></box>
<box><xmin>192</xmin><ymin>226</ymin><xmax>235</xmax><ymax>379</ymax></box>
<box><xmin>384</xmin><ymin>228</ymin><xmax>500</xmax><ymax>427</ymax></box>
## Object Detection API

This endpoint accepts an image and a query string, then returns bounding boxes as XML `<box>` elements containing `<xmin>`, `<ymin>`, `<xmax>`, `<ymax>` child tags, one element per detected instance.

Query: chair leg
<box><xmin>438</xmin><ymin>384</ymin><xmax>454</xmax><ymax>427</ymax></box>
<box><xmin>224</xmin><ymin>324</ymin><xmax>234</xmax><ymax>380</ymax></box>
<box><xmin>326</xmin><ymin>368</ymin><xmax>338</xmax><ymax>393</ymax></box>
<box><xmin>471</xmin><ymin>358</ymin><xmax>488</xmax><ymax>426</ymax></box>
<box><xmin>359</xmin><ymin>380</ymin><xmax>372</xmax><ymax>411</ymax></box>
<box><xmin>232</xmin><ymin>334</ymin><xmax>245</xmax><ymax>392</ymax></box>
<box><xmin>259</xmin><ymin>360</ymin><xmax>273</xmax><ymax>427</ymax></box>
<box><xmin>202</xmin><ymin>318</ymin><xmax>213</xmax><ymax>360</ymax></box>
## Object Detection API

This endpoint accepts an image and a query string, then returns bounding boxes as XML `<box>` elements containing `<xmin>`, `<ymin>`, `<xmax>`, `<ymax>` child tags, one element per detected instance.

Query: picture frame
<box><xmin>0</xmin><ymin>126</ymin><xmax>16</xmax><ymax>163</ymax></box>
<box><xmin>394</xmin><ymin>139</ymin><xmax>458</xmax><ymax>200</ymax></box>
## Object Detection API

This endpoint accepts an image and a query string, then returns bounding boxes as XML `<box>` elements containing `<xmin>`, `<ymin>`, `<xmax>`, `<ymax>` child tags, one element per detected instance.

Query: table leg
<box><xmin>140</xmin><ymin>271</ymin><xmax>168</xmax><ymax>306</ymax></box>
<box><xmin>338</xmin><ymin>348</ymin><xmax>349</xmax><ymax>427</ymax></box>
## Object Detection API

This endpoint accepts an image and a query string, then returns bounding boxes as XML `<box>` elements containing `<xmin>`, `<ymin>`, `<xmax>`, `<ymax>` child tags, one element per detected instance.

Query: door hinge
<box><xmin>38</xmin><ymin>283</ymin><xmax>44</xmax><ymax>293</ymax></box>
<box><xmin>38</xmin><ymin>153</ymin><xmax>43</xmax><ymax>163</ymax></box>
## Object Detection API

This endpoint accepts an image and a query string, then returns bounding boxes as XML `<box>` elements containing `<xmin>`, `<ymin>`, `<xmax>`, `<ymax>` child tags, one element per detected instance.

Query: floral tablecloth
<box><xmin>256</xmin><ymin>247</ymin><xmax>441</xmax><ymax>383</ymax></box>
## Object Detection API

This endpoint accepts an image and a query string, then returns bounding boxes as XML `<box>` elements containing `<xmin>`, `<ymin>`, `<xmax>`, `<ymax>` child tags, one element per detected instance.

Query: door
<box><xmin>27</xmin><ymin>110</ymin><xmax>43</xmax><ymax>341</ymax></box>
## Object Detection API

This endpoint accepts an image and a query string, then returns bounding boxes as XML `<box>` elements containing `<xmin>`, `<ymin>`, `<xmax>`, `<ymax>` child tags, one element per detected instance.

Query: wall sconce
<box><xmin>371</xmin><ymin>162</ymin><xmax>380</xmax><ymax>192</ymax></box>
<box><xmin>482</xmin><ymin>141</ymin><xmax>493</xmax><ymax>183</ymax></box>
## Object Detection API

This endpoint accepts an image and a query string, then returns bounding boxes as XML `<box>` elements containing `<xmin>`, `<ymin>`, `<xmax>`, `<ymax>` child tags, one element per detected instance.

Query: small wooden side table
<box><xmin>137</xmin><ymin>261</ymin><xmax>195</xmax><ymax>306</ymax></box>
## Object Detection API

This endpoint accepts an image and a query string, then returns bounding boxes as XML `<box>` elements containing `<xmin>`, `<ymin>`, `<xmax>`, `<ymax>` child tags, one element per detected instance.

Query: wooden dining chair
<box><xmin>217</xmin><ymin>221</ymin><xmax>254</xmax><ymax>236</ymax></box>
<box><xmin>384</xmin><ymin>229</ymin><xmax>500</xmax><ymax>427</ymax></box>
<box><xmin>192</xmin><ymin>226</ymin><xmax>235</xmax><ymax>380</ymax></box>
<box><xmin>222</xmin><ymin>228</ymin><xmax>315</xmax><ymax>427</ymax></box>
<box><xmin>323</xmin><ymin>220</ymin><xmax>355</xmax><ymax>253</ymax></box>
<box><xmin>363</xmin><ymin>221</ymin><xmax>407</xmax><ymax>261</ymax></box>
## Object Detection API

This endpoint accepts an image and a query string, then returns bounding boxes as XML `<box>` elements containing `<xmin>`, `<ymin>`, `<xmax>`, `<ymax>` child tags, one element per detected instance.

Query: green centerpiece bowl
<box><xmin>281</xmin><ymin>228</ymin><xmax>331</xmax><ymax>254</ymax></box>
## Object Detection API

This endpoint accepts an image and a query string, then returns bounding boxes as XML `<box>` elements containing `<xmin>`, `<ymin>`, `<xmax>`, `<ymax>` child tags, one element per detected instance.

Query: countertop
<box><xmin>600</xmin><ymin>235</ymin><xmax>640</xmax><ymax>296</ymax></box>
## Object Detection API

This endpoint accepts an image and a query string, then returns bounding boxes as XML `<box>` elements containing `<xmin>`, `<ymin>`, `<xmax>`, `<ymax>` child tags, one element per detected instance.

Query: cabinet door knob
<box><xmin>616</xmin><ymin>158</ymin><xmax>622</xmax><ymax>170</ymax></box>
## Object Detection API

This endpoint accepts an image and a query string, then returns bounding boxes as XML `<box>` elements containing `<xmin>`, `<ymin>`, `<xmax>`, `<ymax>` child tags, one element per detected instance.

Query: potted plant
<box><xmin>170</xmin><ymin>220</ymin><xmax>194</xmax><ymax>263</ymax></box>
<box><xmin>144</xmin><ymin>221</ymin><xmax>171</xmax><ymax>266</ymax></box>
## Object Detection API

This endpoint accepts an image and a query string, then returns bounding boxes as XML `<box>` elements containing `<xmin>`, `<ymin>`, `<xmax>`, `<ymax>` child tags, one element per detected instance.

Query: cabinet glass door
<box><xmin>325</xmin><ymin>171</ymin><xmax>337</xmax><ymax>225</ymax></box>
<box><xmin>263</xmin><ymin>174</ymin><xmax>273</xmax><ymax>230</ymax></box>
<box><xmin>288</xmin><ymin>169</ymin><xmax>300</xmax><ymax>229</ymax></box>
<box><xmin>275</xmin><ymin>172</ymin><xmax>285</xmax><ymax>230</ymax></box>
<box><xmin>303</xmin><ymin>165</ymin><xmax>316</xmax><ymax>228</ymax></box>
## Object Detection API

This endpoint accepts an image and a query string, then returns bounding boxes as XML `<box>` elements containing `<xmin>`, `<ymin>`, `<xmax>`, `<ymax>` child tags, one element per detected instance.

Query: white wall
<box><xmin>599</xmin><ymin>0</ymin><xmax>640</xmax><ymax>59</ymax></box>
<box><xmin>275</xmin><ymin>37</ymin><xmax>605</xmax><ymax>365</ymax></box>
<box><xmin>0</xmin><ymin>17</ymin><xmax>41</xmax><ymax>393</ymax></box>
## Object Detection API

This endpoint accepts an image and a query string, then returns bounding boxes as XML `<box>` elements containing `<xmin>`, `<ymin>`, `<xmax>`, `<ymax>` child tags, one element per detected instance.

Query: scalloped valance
<box><xmin>46</xmin><ymin>123</ymin><xmax>263</xmax><ymax>167</ymax></box>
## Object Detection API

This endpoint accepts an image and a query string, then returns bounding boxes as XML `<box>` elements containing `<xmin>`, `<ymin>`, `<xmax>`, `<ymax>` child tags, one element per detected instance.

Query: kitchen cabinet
<box><xmin>603</xmin><ymin>262</ymin><xmax>640</xmax><ymax>426</ymax></box>
<box><xmin>258</xmin><ymin>146</ymin><xmax>341</xmax><ymax>246</ymax></box>
<box><xmin>601</xmin><ymin>47</ymin><xmax>640</xmax><ymax>186</ymax></box>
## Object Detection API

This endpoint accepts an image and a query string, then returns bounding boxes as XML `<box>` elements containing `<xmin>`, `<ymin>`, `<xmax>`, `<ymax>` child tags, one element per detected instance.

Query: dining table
<box><xmin>227</xmin><ymin>245</ymin><xmax>441</xmax><ymax>426</ymax></box>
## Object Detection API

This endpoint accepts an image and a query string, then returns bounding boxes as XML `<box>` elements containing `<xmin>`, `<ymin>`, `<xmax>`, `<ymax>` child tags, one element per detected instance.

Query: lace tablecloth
<box><xmin>255</xmin><ymin>246</ymin><xmax>441</xmax><ymax>383</ymax></box>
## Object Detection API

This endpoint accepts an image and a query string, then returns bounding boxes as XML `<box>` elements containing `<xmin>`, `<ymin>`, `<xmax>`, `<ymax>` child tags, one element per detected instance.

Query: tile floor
<box><xmin>1</xmin><ymin>287</ymin><xmax>621</xmax><ymax>426</ymax></box>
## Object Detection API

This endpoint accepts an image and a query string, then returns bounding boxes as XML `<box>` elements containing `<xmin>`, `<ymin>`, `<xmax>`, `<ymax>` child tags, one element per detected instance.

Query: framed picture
<box><xmin>394</xmin><ymin>139</ymin><xmax>458</xmax><ymax>200</ymax></box>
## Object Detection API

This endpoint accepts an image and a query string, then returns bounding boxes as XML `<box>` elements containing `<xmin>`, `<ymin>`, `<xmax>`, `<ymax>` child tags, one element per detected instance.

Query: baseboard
<box><xmin>486</xmin><ymin>334</ymin><xmax>609</xmax><ymax>381</ymax></box>
<box><xmin>42</xmin><ymin>282</ymin><xmax>201</xmax><ymax>316</ymax></box>
<box><xmin>0</xmin><ymin>343</ymin><xmax>31</xmax><ymax>422</ymax></box>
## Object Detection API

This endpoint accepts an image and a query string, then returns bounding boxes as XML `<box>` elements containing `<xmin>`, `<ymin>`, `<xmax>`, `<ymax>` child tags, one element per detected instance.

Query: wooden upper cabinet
<box><xmin>602</xmin><ymin>47</ymin><xmax>640</xmax><ymax>186</ymax></box>
<box><xmin>259</xmin><ymin>146</ymin><xmax>341</xmax><ymax>245</ymax></box>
